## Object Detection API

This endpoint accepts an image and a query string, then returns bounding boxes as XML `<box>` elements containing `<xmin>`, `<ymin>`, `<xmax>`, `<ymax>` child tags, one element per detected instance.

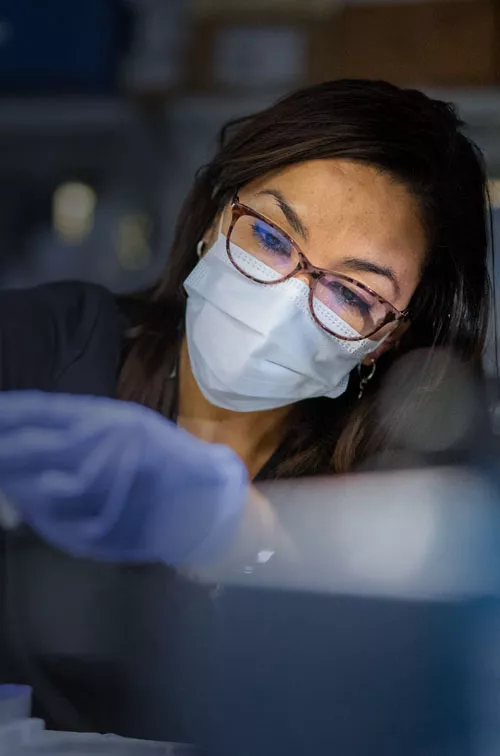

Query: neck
<box><xmin>177</xmin><ymin>338</ymin><xmax>291</xmax><ymax>478</ymax></box>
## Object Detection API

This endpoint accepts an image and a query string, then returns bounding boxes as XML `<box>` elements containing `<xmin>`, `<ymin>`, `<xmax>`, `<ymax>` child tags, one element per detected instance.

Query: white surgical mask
<box><xmin>183</xmin><ymin>229</ymin><xmax>382</xmax><ymax>412</ymax></box>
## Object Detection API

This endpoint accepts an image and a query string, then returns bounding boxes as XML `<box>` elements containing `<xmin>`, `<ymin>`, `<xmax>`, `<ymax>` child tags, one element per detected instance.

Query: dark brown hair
<box><xmin>118</xmin><ymin>79</ymin><xmax>490</xmax><ymax>476</ymax></box>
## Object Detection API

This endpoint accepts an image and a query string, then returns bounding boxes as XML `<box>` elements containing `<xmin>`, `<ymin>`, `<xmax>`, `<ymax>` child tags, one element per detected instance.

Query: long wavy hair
<box><xmin>117</xmin><ymin>79</ymin><xmax>491</xmax><ymax>476</ymax></box>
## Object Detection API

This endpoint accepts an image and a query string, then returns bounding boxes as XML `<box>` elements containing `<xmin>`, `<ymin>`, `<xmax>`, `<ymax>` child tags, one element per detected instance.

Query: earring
<box><xmin>196</xmin><ymin>239</ymin><xmax>207</xmax><ymax>259</ymax></box>
<box><xmin>357</xmin><ymin>360</ymin><xmax>376</xmax><ymax>400</ymax></box>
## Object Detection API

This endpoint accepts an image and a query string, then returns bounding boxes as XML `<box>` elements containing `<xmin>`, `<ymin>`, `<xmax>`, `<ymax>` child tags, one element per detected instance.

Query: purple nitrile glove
<box><xmin>0</xmin><ymin>391</ymin><xmax>248</xmax><ymax>565</ymax></box>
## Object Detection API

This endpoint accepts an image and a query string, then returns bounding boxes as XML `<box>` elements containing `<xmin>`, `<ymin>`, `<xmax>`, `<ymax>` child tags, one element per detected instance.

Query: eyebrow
<box><xmin>256</xmin><ymin>189</ymin><xmax>309</xmax><ymax>241</ymax></box>
<box><xmin>341</xmin><ymin>257</ymin><xmax>401</xmax><ymax>298</ymax></box>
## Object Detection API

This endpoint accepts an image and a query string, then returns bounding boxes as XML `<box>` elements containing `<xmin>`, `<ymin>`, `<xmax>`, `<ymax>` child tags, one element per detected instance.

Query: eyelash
<box><xmin>324</xmin><ymin>280</ymin><xmax>372</xmax><ymax>315</ymax></box>
<box><xmin>252</xmin><ymin>221</ymin><xmax>292</xmax><ymax>258</ymax></box>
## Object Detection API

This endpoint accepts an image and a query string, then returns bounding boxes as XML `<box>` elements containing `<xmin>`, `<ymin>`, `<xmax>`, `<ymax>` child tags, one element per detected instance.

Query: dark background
<box><xmin>0</xmin><ymin>0</ymin><xmax>499</xmax><ymax>368</ymax></box>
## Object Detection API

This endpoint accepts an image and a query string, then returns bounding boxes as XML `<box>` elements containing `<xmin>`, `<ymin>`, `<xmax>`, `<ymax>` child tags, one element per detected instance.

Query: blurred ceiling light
<box><xmin>53</xmin><ymin>182</ymin><xmax>97</xmax><ymax>244</ymax></box>
<box><xmin>488</xmin><ymin>179</ymin><xmax>500</xmax><ymax>208</ymax></box>
<box><xmin>115</xmin><ymin>214</ymin><xmax>153</xmax><ymax>271</ymax></box>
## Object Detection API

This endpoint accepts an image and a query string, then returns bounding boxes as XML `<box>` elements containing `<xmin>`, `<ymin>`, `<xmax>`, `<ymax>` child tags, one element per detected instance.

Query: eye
<box><xmin>327</xmin><ymin>280</ymin><xmax>372</xmax><ymax>316</ymax></box>
<box><xmin>251</xmin><ymin>220</ymin><xmax>292</xmax><ymax>259</ymax></box>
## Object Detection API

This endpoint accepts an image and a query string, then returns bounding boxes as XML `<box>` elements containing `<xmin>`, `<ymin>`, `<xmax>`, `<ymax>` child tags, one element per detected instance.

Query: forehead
<box><xmin>238</xmin><ymin>159</ymin><xmax>428</xmax><ymax>306</ymax></box>
<box><xmin>243</xmin><ymin>159</ymin><xmax>424</xmax><ymax>242</ymax></box>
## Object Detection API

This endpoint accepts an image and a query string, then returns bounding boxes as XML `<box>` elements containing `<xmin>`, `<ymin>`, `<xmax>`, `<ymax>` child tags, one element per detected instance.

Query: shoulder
<box><xmin>0</xmin><ymin>281</ymin><xmax>125</xmax><ymax>395</ymax></box>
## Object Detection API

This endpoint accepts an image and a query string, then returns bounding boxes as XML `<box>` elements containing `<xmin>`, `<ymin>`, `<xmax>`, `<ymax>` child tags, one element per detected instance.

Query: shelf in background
<box><xmin>0</xmin><ymin>96</ymin><xmax>145</xmax><ymax>134</ymax></box>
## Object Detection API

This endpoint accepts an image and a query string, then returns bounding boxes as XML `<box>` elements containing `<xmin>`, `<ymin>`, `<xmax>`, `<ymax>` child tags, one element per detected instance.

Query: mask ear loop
<box><xmin>196</xmin><ymin>213</ymin><xmax>226</xmax><ymax>259</ymax></box>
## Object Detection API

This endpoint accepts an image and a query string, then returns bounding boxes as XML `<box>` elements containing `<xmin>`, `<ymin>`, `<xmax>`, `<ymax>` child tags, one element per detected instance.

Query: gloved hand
<box><xmin>0</xmin><ymin>391</ymin><xmax>248</xmax><ymax>565</ymax></box>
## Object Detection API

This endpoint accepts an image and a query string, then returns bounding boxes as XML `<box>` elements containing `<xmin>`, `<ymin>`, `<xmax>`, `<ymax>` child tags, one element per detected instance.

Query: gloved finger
<box><xmin>0</xmin><ymin>390</ymin><xmax>249</xmax><ymax>566</ymax></box>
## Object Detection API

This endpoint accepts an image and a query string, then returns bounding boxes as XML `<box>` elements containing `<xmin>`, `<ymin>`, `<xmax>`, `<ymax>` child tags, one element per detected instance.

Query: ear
<box><xmin>361</xmin><ymin>320</ymin><xmax>410</xmax><ymax>366</ymax></box>
<box><xmin>196</xmin><ymin>239</ymin><xmax>207</xmax><ymax>259</ymax></box>
<box><xmin>197</xmin><ymin>209</ymin><xmax>227</xmax><ymax>258</ymax></box>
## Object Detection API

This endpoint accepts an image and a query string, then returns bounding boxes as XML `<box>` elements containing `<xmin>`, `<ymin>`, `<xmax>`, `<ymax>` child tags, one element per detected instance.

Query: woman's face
<box><xmin>218</xmin><ymin>159</ymin><xmax>428</xmax><ymax>317</ymax></box>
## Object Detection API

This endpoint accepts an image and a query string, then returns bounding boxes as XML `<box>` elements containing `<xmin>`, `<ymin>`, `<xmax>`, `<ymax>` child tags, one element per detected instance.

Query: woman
<box><xmin>117</xmin><ymin>79</ymin><xmax>490</xmax><ymax>477</ymax></box>
<box><xmin>0</xmin><ymin>79</ymin><xmax>491</xmax><ymax>740</ymax></box>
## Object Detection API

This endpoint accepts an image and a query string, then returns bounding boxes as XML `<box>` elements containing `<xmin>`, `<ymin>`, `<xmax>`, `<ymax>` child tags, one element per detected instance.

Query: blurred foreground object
<box><xmin>180</xmin><ymin>348</ymin><xmax>500</xmax><ymax>756</ymax></box>
<box><xmin>184</xmin><ymin>467</ymin><xmax>500</xmax><ymax>756</ymax></box>
<box><xmin>0</xmin><ymin>390</ymin><xmax>248</xmax><ymax>739</ymax></box>
<box><xmin>363</xmin><ymin>347</ymin><xmax>490</xmax><ymax>471</ymax></box>
<box><xmin>2</xmin><ymin>350</ymin><xmax>499</xmax><ymax>752</ymax></box>
<box><xmin>0</xmin><ymin>685</ymin><xmax>193</xmax><ymax>755</ymax></box>
<box><xmin>0</xmin><ymin>391</ymin><xmax>247</xmax><ymax>565</ymax></box>
<box><xmin>377</xmin><ymin>348</ymin><xmax>482</xmax><ymax>453</ymax></box>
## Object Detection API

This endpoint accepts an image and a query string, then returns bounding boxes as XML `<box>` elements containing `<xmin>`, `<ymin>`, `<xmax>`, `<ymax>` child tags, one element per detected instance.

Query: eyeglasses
<box><xmin>226</xmin><ymin>196</ymin><xmax>409</xmax><ymax>342</ymax></box>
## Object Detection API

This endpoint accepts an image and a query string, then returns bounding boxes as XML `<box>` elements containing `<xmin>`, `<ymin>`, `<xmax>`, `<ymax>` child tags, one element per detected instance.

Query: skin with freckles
<box><xmin>178</xmin><ymin>158</ymin><xmax>428</xmax><ymax>479</ymax></box>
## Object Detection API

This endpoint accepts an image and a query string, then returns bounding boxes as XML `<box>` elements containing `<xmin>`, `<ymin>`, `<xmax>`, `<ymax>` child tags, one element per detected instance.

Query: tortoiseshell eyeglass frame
<box><xmin>225</xmin><ymin>194</ymin><xmax>409</xmax><ymax>342</ymax></box>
